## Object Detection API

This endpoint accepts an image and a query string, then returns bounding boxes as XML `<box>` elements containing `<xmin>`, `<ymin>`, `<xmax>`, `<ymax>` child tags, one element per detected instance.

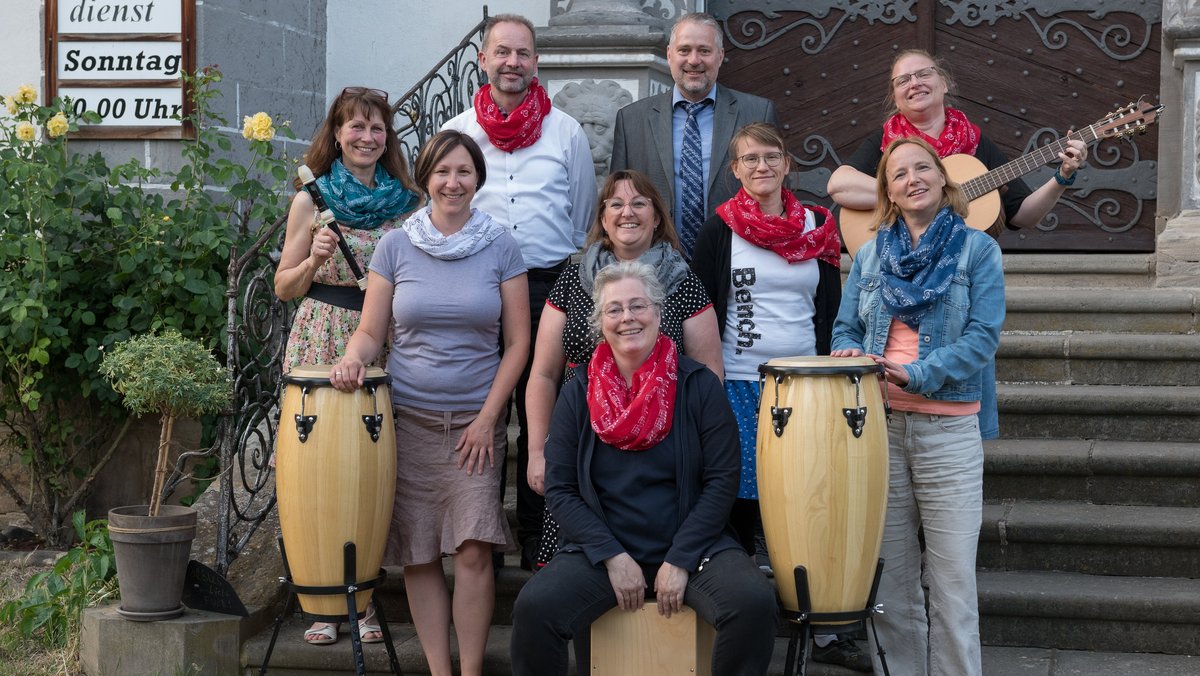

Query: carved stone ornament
<box><xmin>553</xmin><ymin>79</ymin><xmax>635</xmax><ymax>190</ymax></box>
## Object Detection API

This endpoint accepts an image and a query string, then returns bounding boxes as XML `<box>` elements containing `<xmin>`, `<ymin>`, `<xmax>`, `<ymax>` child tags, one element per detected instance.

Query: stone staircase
<box><xmin>241</xmin><ymin>254</ymin><xmax>1200</xmax><ymax>675</ymax></box>
<box><xmin>979</xmin><ymin>254</ymin><xmax>1200</xmax><ymax>671</ymax></box>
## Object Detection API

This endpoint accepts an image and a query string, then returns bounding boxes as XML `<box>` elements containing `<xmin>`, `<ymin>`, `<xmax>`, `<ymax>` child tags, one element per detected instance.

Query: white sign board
<box><xmin>58</xmin><ymin>86</ymin><xmax>183</xmax><ymax>126</ymax></box>
<box><xmin>57</xmin><ymin>42</ymin><xmax>183</xmax><ymax>80</ymax></box>
<box><xmin>58</xmin><ymin>0</ymin><xmax>182</xmax><ymax>34</ymax></box>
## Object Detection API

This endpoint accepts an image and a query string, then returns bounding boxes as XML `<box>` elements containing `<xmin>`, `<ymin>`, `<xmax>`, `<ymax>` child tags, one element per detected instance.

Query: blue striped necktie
<box><xmin>678</xmin><ymin>99</ymin><xmax>709</xmax><ymax>257</ymax></box>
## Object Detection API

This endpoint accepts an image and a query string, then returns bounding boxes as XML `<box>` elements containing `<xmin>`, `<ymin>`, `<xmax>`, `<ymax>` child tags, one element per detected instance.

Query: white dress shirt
<box><xmin>444</xmin><ymin>106</ymin><xmax>597</xmax><ymax>269</ymax></box>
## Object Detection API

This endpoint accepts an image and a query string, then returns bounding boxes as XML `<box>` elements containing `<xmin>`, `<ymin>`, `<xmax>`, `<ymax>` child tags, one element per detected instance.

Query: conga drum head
<box><xmin>760</xmin><ymin>355</ymin><xmax>879</xmax><ymax>376</ymax></box>
<box><xmin>284</xmin><ymin>363</ymin><xmax>389</xmax><ymax>385</ymax></box>
<box><xmin>756</xmin><ymin>355</ymin><xmax>888</xmax><ymax>622</ymax></box>
<box><xmin>277</xmin><ymin>363</ymin><xmax>396</xmax><ymax>618</ymax></box>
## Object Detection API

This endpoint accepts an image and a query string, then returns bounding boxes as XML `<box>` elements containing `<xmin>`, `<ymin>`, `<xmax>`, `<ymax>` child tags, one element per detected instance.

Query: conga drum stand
<box><xmin>259</xmin><ymin>538</ymin><xmax>403</xmax><ymax>675</ymax></box>
<box><xmin>781</xmin><ymin>558</ymin><xmax>890</xmax><ymax>676</ymax></box>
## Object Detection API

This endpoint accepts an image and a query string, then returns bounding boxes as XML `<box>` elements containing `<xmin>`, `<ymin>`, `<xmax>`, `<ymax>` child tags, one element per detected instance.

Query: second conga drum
<box><xmin>757</xmin><ymin>356</ymin><xmax>888</xmax><ymax>622</ymax></box>
<box><xmin>276</xmin><ymin>364</ymin><xmax>396</xmax><ymax>617</ymax></box>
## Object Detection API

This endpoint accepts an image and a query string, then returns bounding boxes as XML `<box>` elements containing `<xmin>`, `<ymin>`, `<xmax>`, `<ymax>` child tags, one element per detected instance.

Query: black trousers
<box><xmin>506</xmin><ymin>262</ymin><xmax>565</xmax><ymax>560</ymax></box>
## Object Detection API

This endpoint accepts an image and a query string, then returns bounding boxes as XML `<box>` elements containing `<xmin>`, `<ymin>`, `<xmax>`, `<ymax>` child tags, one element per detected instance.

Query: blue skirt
<box><xmin>725</xmin><ymin>379</ymin><xmax>762</xmax><ymax>500</ymax></box>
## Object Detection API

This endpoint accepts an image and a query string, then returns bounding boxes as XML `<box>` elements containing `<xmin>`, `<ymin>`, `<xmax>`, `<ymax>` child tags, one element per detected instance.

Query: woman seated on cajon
<box><xmin>510</xmin><ymin>261</ymin><xmax>777</xmax><ymax>676</ymax></box>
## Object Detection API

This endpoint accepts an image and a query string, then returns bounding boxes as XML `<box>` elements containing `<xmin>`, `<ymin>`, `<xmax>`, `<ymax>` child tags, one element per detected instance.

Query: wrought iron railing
<box><xmin>158</xmin><ymin>216</ymin><xmax>290</xmax><ymax>576</ymax></box>
<box><xmin>392</xmin><ymin>7</ymin><xmax>490</xmax><ymax>166</ymax></box>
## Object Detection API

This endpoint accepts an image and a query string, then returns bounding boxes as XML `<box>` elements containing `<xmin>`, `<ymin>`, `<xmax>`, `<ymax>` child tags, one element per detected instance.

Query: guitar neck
<box><xmin>960</xmin><ymin>123</ymin><xmax>1101</xmax><ymax>199</ymax></box>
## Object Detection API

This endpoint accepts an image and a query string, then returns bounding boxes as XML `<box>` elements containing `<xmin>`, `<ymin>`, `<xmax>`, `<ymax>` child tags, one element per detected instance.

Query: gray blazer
<box><xmin>609</xmin><ymin>84</ymin><xmax>778</xmax><ymax>219</ymax></box>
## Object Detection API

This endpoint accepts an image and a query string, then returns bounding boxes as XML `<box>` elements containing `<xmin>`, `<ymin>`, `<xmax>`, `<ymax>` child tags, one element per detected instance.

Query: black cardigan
<box><xmin>690</xmin><ymin>212</ymin><xmax>841</xmax><ymax>356</ymax></box>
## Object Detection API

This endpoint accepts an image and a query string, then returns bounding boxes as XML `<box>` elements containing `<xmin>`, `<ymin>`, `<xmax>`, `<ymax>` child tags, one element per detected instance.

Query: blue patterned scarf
<box><xmin>315</xmin><ymin>160</ymin><xmax>418</xmax><ymax>230</ymax></box>
<box><xmin>877</xmin><ymin>205</ymin><xmax>967</xmax><ymax>329</ymax></box>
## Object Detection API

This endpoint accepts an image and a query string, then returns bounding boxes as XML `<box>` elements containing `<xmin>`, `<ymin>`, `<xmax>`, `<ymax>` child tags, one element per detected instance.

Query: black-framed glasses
<box><xmin>737</xmin><ymin>152</ymin><xmax>785</xmax><ymax>169</ymax></box>
<box><xmin>891</xmin><ymin>67</ymin><xmax>938</xmax><ymax>89</ymax></box>
<box><xmin>341</xmin><ymin>86</ymin><xmax>389</xmax><ymax>102</ymax></box>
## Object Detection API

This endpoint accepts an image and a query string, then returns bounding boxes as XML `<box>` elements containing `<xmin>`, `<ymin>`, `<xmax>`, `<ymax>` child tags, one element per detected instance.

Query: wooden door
<box><xmin>709</xmin><ymin>1</ymin><xmax>1162</xmax><ymax>252</ymax></box>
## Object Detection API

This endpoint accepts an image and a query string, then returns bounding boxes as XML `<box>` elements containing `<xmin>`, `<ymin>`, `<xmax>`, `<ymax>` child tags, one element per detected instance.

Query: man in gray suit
<box><xmin>609</xmin><ymin>11</ymin><xmax>778</xmax><ymax>258</ymax></box>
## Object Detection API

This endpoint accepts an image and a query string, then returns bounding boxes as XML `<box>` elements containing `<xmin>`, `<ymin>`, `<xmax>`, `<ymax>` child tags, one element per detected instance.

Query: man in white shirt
<box><xmin>444</xmin><ymin>13</ymin><xmax>597</xmax><ymax>570</ymax></box>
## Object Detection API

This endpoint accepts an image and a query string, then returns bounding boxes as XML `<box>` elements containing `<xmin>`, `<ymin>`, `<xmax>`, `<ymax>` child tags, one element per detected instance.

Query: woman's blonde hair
<box><xmin>872</xmin><ymin>137</ymin><xmax>969</xmax><ymax>230</ymax></box>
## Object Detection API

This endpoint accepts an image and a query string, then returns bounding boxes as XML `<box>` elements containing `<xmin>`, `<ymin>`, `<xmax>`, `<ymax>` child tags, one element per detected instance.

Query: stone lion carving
<box><xmin>554</xmin><ymin>79</ymin><xmax>634</xmax><ymax>190</ymax></box>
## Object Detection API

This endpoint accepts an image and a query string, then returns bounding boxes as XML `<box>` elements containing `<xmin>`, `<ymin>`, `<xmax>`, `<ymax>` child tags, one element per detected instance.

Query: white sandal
<box><xmin>358</xmin><ymin>604</ymin><xmax>384</xmax><ymax>643</ymax></box>
<box><xmin>304</xmin><ymin>622</ymin><xmax>339</xmax><ymax>645</ymax></box>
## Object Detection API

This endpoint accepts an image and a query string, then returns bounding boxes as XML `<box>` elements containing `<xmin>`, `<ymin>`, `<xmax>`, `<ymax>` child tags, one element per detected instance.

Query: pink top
<box><xmin>882</xmin><ymin>318</ymin><xmax>980</xmax><ymax>416</ymax></box>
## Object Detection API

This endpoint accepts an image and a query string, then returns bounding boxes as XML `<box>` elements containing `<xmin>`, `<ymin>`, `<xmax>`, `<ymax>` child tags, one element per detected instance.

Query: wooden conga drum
<box><xmin>276</xmin><ymin>364</ymin><xmax>396</xmax><ymax>617</ymax></box>
<box><xmin>757</xmin><ymin>356</ymin><xmax>888</xmax><ymax>622</ymax></box>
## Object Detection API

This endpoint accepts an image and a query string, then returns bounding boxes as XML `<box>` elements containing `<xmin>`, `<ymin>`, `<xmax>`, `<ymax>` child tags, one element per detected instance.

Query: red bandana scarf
<box><xmin>881</xmin><ymin>106</ymin><xmax>981</xmax><ymax>158</ymax></box>
<box><xmin>587</xmin><ymin>333</ymin><xmax>678</xmax><ymax>451</ymax></box>
<box><xmin>473</xmin><ymin>77</ymin><xmax>552</xmax><ymax>153</ymax></box>
<box><xmin>716</xmin><ymin>188</ymin><xmax>842</xmax><ymax>268</ymax></box>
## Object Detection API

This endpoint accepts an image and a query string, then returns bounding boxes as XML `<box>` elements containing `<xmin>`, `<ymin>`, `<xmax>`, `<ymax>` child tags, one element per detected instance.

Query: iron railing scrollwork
<box><xmin>156</xmin><ymin>216</ymin><xmax>290</xmax><ymax>576</ymax></box>
<box><xmin>393</xmin><ymin>9</ymin><xmax>490</xmax><ymax>167</ymax></box>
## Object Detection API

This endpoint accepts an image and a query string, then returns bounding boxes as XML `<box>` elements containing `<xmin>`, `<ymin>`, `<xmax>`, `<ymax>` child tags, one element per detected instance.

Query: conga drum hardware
<box><xmin>292</xmin><ymin>381</ymin><xmax>387</xmax><ymax>443</ymax></box>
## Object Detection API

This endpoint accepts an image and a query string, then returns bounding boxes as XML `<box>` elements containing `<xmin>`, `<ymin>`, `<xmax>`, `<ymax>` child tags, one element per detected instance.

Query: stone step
<box><xmin>983</xmin><ymin>439</ymin><xmax>1200</xmax><ymax>507</ymax></box>
<box><xmin>977</xmin><ymin>570</ymin><xmax>1200</xmax><ymax>655</ymax></box>
<box><xmin>978</xmin><ymin>500</ymin><xmax>1200</xmax><ymax>577</ymax></box>
<box><xmin>1003</xmin><ymin>287</ymin><xmax>1200</xmax><ymax>333</ymax></box>
<box><xmin>239</xmin><ymin>618</ymin><xmax>866</xmax><ymax>675</ymax></box>
<box><xmin>996</xmin><ymin>332</ymin><xmax>1200</xmax><ymax>386</ymax></box>
<box><xmin>239</xmin><ymin>616</ymin><xmax>1200</xmax><ymax>674</ymax></box>
<box><xmin>1000</xmin><ymin>254</ymin><xmax>1156</xmax><ymax>288</ymax></box>
<box><xmin>997</xmin><ymin>384</ymin><xmax>1200</xmax><ymax>441</ymax></box>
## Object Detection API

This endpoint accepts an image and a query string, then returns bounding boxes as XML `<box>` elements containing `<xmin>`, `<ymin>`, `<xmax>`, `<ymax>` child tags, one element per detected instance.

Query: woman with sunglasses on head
<box><xmin>524</xmin><ymin>169</ymin><xmax>723</xmax><ymax>569</ymax></box>
<box><xmin>832</xmin><ymin>137</ymin><xmax>1005</xmax><ymax>676</ymax></box>
<box><xmin>691</xmin><ymin>123</ymin><xmax>870</xmax><ymax>671</ymax></box>
<box><xmin>826</xmin><ymin>49</ymin><xmax>1086</xmax><ymax>442</ymax></box>
<box><xmin>274</xmin><ymin>86</ymin><xmax>419</xmax><ymax>646</ymax></box>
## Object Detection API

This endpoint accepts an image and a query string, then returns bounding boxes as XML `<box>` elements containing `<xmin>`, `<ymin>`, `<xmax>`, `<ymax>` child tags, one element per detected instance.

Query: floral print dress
<box><xmin>284</xmin><ymin>223</ymin><xmax>394</xmax><ymax>370</ymax></box>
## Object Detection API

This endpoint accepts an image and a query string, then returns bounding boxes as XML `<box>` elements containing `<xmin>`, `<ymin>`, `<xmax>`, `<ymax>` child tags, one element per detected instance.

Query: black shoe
<box><xmin>753</xmin><ymin>534</ymin><xmax>773</xmax><ymax>577</ymax></box>
<box><xmin>519</xmin><ymin>539</ymin><xmax>539</xmax><ymax>571</ymax></box>
<box><xmin>811</xmin><ymin>637</ymin><xmax>872</xmax><ymax>672</ymax></box>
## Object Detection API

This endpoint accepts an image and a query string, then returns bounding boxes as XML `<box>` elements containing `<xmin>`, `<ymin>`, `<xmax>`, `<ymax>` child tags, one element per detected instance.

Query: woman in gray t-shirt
<box><xmin>332</xmin><ymin>130</ymin><xmax>529</xmax><ymax>676</ymax></box>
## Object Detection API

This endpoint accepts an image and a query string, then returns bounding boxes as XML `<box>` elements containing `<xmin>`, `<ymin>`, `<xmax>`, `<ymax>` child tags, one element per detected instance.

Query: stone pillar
<box><xmin>1158</xmin><ymin>1</ymin><xmax>1200</xmax><ymax>286</ymax></box>
<box><xmin>537</xmin><ymin>0</ymin><xmax>684</xmax><ymax>185</ymax></box>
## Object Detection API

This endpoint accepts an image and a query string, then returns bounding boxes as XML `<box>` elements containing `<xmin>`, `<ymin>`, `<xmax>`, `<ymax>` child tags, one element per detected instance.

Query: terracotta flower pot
<box><xmin>108</xmin><ymin>505</ymin><xmax>197</xmax><ymax>621</ymax></box>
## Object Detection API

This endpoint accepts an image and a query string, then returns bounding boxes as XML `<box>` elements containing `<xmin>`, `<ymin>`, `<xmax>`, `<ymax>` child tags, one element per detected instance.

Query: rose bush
<box><xmin>0</xmin><ymin>68</ymin><xmax>294</xmax><ymax>545</ymax></box>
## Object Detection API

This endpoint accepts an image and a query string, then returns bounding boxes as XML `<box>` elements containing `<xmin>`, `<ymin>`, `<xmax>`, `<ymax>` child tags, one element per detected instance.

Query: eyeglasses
<box><xmin>603</xmin><ymin>198</ymin><xmax>653</xmax><ymax>212</ymax></box>
<box><xmin>737</xmin><ymin>152</ymin><xmax>785</xmax><ymax>169</ymax></box>
<box><xmin>891</xmin><ymin>67</ymin><xmax>938</xmax><ymax>89</ymax></box>
<box><xmin>341</xmin><ymin>86</ymin><xmax>389</xmax><ymax>102</ymax></box>
<box><xmin>602</xmin><ymin>301</ymin><xmax>655</xmax><ymax>320</ymax></box>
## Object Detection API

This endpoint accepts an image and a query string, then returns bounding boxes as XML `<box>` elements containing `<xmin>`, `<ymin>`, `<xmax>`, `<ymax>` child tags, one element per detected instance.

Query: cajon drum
<box><xmin>590</xmin><ymin>601</ymin><xmax>716</xmax><ymax>675</ymax></box>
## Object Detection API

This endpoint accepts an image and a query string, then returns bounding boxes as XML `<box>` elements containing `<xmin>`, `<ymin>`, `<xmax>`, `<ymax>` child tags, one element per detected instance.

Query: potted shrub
<box><xmin>99</xmin><ymin>329</ymin><xmax>230</xmax><ymax>620</ymax></box>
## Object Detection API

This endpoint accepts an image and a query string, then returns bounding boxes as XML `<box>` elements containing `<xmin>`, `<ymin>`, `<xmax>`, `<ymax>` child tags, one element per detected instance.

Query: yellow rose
<box><xmin>15</xmin><ymin>84</ymin><xmax>36</xmax><ymax>105</ymax></box>
<box><xmin>15</xmin><ymin>121</ymin><xmax>36</xmax><ymax>142</ymax></box>
<box><xmin>242</xmin><ymin>111</ymin><xmax>275</xmax><ymax>142</ymax></box>
<box><xmin>46</xmin><ymin>113</ymin><xmax>69</xmax><ymax>138</ymax></box>
<box><xmin>4</xmin><ymin>97</ymin><xmax>17</xmax><ymax>115</ymax></box>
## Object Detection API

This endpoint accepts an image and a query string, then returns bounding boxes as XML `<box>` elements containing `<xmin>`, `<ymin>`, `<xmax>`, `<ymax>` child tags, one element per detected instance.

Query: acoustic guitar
<box><xmin>838</xmin><ymin>97</ymin><xmax>1164</xmax><ymax>258</ymax></box>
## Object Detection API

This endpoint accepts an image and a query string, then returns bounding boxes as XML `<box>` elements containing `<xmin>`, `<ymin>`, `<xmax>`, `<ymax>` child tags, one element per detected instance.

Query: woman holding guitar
<box><xmin>827</xmin><ymin>50</ymin><xmax>1085</xmax><ymax>441</ymax></box>
<box><xmin>831</xmin><ymin>137</ymin><xmax>1006</xmax><ymax>676</ymax></box>
<box><xmin>827</xmin><ymin>50</ymin><xmax>1087</xmax><ymax>237</ymax></box>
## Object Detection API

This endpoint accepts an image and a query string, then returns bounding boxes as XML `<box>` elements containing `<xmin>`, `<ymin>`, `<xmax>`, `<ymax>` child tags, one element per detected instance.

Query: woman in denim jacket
<box><xmin>831</xmin><ymin>137</ymin><xmax>1004</xmax><ymax>676</ymax></box>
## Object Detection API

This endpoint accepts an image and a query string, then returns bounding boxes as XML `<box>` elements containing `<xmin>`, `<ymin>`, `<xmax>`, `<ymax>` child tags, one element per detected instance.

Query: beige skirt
<box><xmin>383</xmin><ymin>404</ymin><xmax>515</xmax><ymax>567</ymax></box>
